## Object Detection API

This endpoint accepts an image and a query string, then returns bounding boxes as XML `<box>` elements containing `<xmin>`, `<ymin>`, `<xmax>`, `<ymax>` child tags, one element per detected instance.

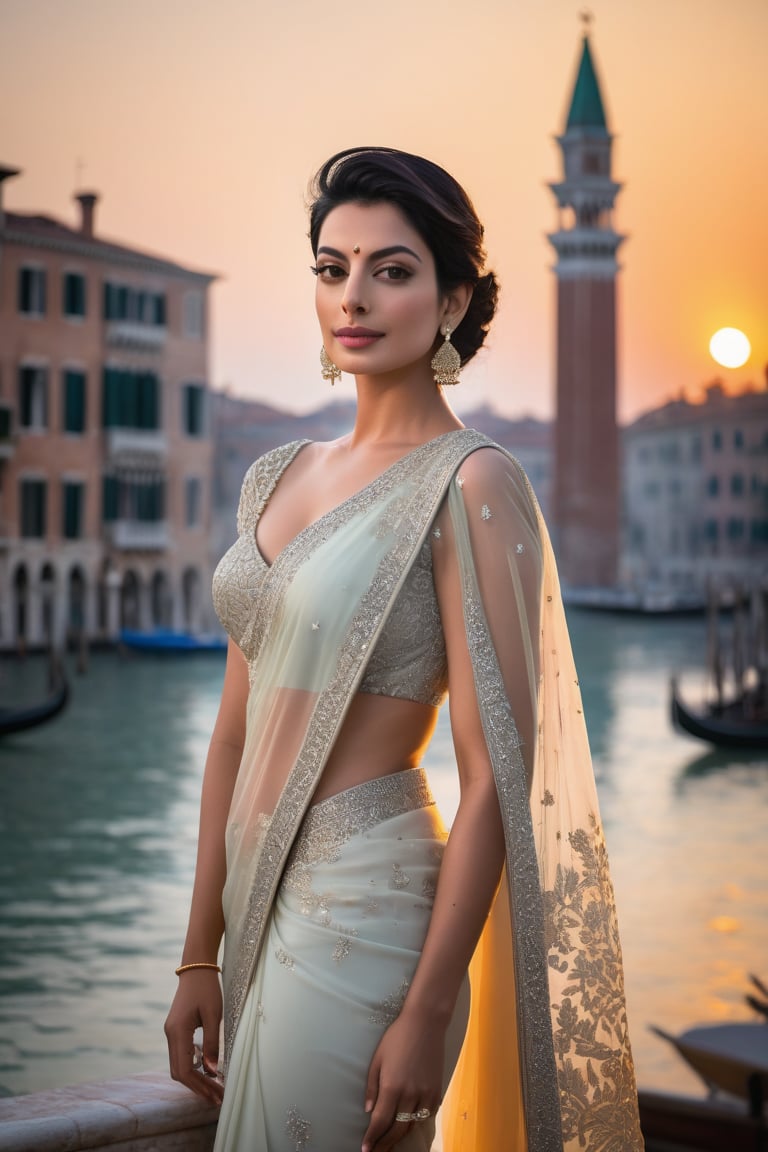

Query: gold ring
<box><xmin>395</xmin><ymin>1107</ymin><xmax>431</xmax><ymax>1122</ymax></box>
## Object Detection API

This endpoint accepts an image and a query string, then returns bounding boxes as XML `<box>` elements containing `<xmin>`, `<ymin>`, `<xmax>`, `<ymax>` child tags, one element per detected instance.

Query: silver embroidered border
<box><xmin>222</xmin><ymin>429</ymin><xmax>489</xmax><ymax>1068</ymax></box>
<box><xmin>449</xmin><ymin>478</ymin><xmax>563</xmax><ymax>1152</ymax></box>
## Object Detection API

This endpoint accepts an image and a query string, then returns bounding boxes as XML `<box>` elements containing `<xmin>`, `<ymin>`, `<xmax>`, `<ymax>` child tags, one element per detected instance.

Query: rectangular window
<box><xmin>183</xmin><ymin>291</ymin><xmax>204</xmax><ymax>337</ymax></box>
<box><xmin>63</xmin><ymin>370</ymin><xmax>87</xmax><ymax>433</ymax></box>
<box><xmin>18</xmin><ymin>365</ymin><xmax>49</xmax><ymax>430</ymax></box>
<box><xmin>182</xmin><ymin>382</ymin><xmax>206</xmax><ymax>436</ymax></box>
<box><xmin>63</xmin><ymin>272</ymin><xmax>87</xmax><ymax>317</ymax></box>
<box><xmin>103</xmin><ymin>281</ymin><xmax>166</xmax><ymax>326</ymax></box>
<box><xmin>712</xmin><ymin>429</ymin><xmax>723</xmax><ymax>452</ymax></box>
<box><xmin>706</xmin><ymin>474</ymin><xmax>720</xmax><ymax>498</ymax></box>
<box><xmin>731</xmin><ymin>473</ymin><xmax>745</xmax><ymax>497</ymax></box>
<box><xmin>704</xmin><ymin>519</ymin><xmax>719</xmax><ymax>542</ymax></box>
<box><xmin>185</xmin><ymin>476</ymin><xmax>202</xmax><ymax>527</ymax></box>
<box><xmin>102</xmin><ymin>368</ymin><xmax>160</xmax><ymax>429</ymax></box>
<box><xmin>727</xmin><ymin>518</ymin><xmax>745</xmax><ymax>540</ymax></box>
<box><xmin>62</xmin><ymin>481</ymin><xmax>84</xmax><ymax>539</ymax></box>
<box><xmin>18</xmin><ymin>266</ymin><xmax>47</xmax><ymax>315</ymax></box>
<box><xmin>20</xmin><ymin>479</ymin><xmax>47</xmax><ymax>538</ymax></box>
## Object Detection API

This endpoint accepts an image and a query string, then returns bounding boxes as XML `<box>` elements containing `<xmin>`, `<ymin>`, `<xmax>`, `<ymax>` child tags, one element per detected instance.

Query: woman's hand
<box><xmin>164</xmin><ymin>970</ymin><xmax>224</xmax><ymax>1106</ymax></box>
<box><xmin>361</xmin><ymin>1009</ymin><xmax>446</xmax><ymax>1152</ymax></box>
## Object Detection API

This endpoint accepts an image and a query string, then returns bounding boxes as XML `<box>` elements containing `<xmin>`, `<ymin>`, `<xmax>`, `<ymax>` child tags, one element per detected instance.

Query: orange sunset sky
<box><xmin>2</xmin><ymin>0</ymin><xmax>766</xmax><ymax>422</ymax></box>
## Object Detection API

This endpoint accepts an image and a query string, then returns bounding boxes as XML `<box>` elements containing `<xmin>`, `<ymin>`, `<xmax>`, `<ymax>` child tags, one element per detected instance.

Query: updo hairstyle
<box><xmin>308</xmin><ymin>147</ymin><xmax>499</xmax><ymax>366</ymax></box>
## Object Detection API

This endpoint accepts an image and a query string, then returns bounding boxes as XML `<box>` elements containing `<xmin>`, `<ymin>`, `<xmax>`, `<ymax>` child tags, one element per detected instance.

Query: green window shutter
<box><xmin>154</xmin><ymin>293</ymin><xmax>166</xmax><ymax>326</ymax></box>
<box><xmin>102</xmin><ymin>367</ymin><xmax>121</xmax><ymax>427</ymax></box>
<box><xmin>138</xmin><ymin>373</ymin><xmax>158</xmax><ymax>429</ymax></box>
<box><xmin>19</xmin><ymin>367</ymin><xmax>33</xmax><ymax>426</ymax></box>
<box><xmin>18</xmin><ymin>268</ymin><xmax>32</xmax><ymax>312</ymax></box>
<box><xmin>62</xmin><ymin>482</ymin><xmax>84</xmax><ymax>539</ymax></box>
<box><xmin>102</xmin><ymin>475</ymin><xmax>118</xmax><ymax>522</ymax></box>
<box><xmin>63</xmin><ymin>273</ymin><xmax>86</xmax><ymax>317</ymax></box>
<box><xmin>21</xmin><ymin>480</ymin><xmax>47</xmax><ymax>537</ymax></box>
<box><xmin>63</xmin><ymin>371</ymin><xmax>86</xmax><ymax>433</ymax></box>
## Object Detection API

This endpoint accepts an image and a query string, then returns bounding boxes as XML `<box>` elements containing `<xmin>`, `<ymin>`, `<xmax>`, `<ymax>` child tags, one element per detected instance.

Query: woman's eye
<box><xmin>377</xmin><ymin>265</ymin><xmax>412</xmax><ymax>281</ymax></box>
<box><xmin>311</xmin><ymin>264</ymin><xmax>346</xmax><ymax>281</ymax></box>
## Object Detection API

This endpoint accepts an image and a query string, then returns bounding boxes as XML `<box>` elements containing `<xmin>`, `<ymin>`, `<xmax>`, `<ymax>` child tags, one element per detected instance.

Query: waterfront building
<box><xmin>0</xmin><ymin>167</ymin><xmax>217</xmax><ymax>651</ymax></box>
<box><xmin>623</xmin><ymin>381</ymin><xmax>768</xmax><ymax>592</ymax></box>
<box><xmin>548</xmin><ymin>28</ymin><xmax>624</xmax><ymax>588</ymax></box>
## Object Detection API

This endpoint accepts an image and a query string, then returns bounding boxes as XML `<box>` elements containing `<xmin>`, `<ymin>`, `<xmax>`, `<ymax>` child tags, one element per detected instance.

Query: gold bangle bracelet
<box><xmin>175</xmin><ymin>962</ymin><xmax>222</xmax><ymax>975</ymax></box>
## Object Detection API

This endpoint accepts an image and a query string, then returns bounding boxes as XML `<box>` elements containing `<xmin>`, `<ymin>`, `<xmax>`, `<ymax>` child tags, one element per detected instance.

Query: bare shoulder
<box><xmin>458</xmin><ymin>443</ymin><xmax>528</xmax><ymax>487</ymax></box>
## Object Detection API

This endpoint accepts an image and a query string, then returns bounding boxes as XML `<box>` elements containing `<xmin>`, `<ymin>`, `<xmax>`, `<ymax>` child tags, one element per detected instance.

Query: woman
<box><xmin>165</xmin><ymin>147</ymin><xmax>643</xmax><ymax>1152</ymax></box>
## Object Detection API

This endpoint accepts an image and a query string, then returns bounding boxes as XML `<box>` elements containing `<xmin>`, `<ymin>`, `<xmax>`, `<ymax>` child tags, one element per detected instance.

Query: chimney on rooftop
<box><xmin>0</xmin><ymin>166</ymin><xmax>21</xmax><ymax>228</ymax></box>
<box><xmin>75</xmin><ymin>191</ymin><xmax>99</xmax><ymax>238</ymax></box>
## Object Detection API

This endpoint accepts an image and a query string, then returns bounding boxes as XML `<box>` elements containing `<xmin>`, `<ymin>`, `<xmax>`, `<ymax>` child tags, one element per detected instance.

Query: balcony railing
<box><xmin>106</xmin><ymin>428</ymin><xmax>168</xmax><ymax>464</ymax></box>
<box><xmin>105</xmin><ymin>320</ymin><xmax>167</xmax><ymax>351</ymax></box>
<box><xmin>108</xmin><ymin>519</ymin><xmax>170</xmax><ymax>551</ymax></box>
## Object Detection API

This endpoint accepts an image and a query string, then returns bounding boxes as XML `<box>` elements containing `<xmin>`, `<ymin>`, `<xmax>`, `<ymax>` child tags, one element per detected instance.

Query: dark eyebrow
<box><xmin>316</xmin><ymin>244</ymin><xmax>422</xmax><ymax>263</ymax></box>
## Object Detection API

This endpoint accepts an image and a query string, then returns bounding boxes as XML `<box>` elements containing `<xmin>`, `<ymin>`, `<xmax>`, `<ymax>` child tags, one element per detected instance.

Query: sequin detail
<box><xmin>480</xmin><ymin>504</ymin><xmax>492</xmax><ymax>520</ymax></box>
<box><xmin>275</xmin><ymin>949</ymin><xmax>295</xmax><ymax>972</ymax></box>
<box><xmin>516</xmin><ymin>542</ymin><xmax>525</xmax><ymax>554</ymax></box>
<box><xmin>390</xmin><ymin>863</ymin><xmax>411</xmax><ymax>889</ymax></box>
<box><xmin>285</xmin><ymin>1107</ymin><xmax>312</xmax><ymax>1150</ymax></box>
<box><xmin>370</xmin><ymin>977</ymin><xmax>410</xmax><ymax>1026</ymax></box>
<box><xmin>332</xmin><ymin>936</ymin><xmax>351</xmax><ymax>964</ymax></box>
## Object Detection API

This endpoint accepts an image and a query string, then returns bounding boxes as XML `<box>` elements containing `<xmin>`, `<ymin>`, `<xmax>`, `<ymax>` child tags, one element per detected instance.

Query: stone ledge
<box><xmin>0</xmin><ymin>1070</ymin><xmax>217</xmax><ymax>1152</ymax></box>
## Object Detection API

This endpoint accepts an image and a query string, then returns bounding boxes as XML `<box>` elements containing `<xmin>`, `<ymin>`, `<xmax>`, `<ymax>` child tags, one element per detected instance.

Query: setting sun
<box><xmin>709</xmin><ymin>327</ymin><xmax>751</xmax><ymax>369</ymax></box>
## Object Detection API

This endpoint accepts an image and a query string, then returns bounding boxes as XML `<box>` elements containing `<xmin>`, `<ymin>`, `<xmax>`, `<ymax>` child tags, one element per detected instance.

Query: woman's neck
<box><xmin>347</xmin><ymin>371</ymin><xmax>463</xmax><ymax>451</ymax></box>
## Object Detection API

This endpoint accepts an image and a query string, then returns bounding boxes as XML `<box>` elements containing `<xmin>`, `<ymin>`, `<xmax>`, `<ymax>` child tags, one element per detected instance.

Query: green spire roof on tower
<box><xmin>566</xmin><ymin>35</ymin><xmax>607</xmax><ymax>131</ymax></box>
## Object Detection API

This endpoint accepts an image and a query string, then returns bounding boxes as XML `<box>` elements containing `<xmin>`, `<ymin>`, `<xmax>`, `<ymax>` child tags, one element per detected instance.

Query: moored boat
<box><xmin>0</xmin><ymin>655</ymin><xmax>69</xmax><ymax>737</ymax></box>
<box><xmin>119</xmin><ymin>628</ymin><xmax>227</xmax><ymax>653</ymax></box>
<box><xmin>671</xmin><ymin>680</ymin><xmax>768</xmax><ymax>750</ymax></box>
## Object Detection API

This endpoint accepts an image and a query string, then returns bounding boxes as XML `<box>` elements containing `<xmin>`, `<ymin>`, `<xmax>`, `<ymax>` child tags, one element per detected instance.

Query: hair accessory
<box><xmin>353</xmin><ymin>245</ymin><xmax>361</xmax><ymax>253</ymax></box>
<box><xmin>430</xmin><ymin>322</ymin><xmax>461</xmax><ymax>386</ymax></box>
<box><xmin>396</xmin><ymin>1108</ymin><xmax>432</xmax><ymax>1122</ymax></box>
<box><xmin>320</xmin><ymin>346</ymin><xmax>342</xmax><ymax>385</ymax></box>
<box><xmin>175</xmin><ymin>962</ymin><xmax>222</xmax><ymax>975</ymax></box>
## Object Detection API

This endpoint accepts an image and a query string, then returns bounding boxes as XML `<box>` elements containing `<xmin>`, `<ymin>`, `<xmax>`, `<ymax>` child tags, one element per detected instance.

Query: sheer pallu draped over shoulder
<box><xmin>218</xmin><ymin>429</ymin><xmax>643</xmax><ymax>1152</ymax></box>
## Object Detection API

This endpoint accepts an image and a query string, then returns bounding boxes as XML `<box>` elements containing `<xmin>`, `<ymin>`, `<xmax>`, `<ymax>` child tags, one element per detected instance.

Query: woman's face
<box><xmin>314</xmin><ymin>201</ymin><xmax>446</xmax><ymax>380</ymax></box>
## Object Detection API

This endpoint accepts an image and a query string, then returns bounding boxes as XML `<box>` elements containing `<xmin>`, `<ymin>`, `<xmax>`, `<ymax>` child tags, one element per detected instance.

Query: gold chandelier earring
<box><xmin>431</xmin><ymin>322</ymin><xmax>461</xmax><ymax>386</ymax></box>
<box><xmin>320</xmin><ymin>346</ymin><xmax>341</xmax><ymax>385</ymax></box>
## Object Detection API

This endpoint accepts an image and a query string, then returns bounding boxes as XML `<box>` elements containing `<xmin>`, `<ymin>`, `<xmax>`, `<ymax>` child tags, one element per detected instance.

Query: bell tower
<box><xmin>548</xmin><ymin>21</ymin><xmax>624</xmax><ymax>588</ymax></box>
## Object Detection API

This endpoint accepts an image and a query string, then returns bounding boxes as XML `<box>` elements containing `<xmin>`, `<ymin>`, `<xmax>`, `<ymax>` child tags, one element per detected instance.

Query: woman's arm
<box><xmin>164</xmin><ymin>638</ymin><xmax>249</xmax><ymax>1103</ymax></box>
<box><xmin>362</xmin><ymin>449</ymin><xmax>540</xmax><ymax>1152</ymax></box>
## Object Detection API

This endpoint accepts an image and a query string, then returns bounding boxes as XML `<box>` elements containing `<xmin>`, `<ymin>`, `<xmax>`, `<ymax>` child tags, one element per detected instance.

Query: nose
<box><xmin>341</xmin><ymin>266</ymin><xmax>368</xmax><ymax>317</ymax></box>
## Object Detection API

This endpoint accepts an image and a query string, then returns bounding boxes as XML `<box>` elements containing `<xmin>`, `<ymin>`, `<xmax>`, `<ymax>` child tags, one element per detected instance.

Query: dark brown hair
<box><xmin>309</xmin><ymin>147</ymin><xmax>499</xmax><ymax>365</ymax></box>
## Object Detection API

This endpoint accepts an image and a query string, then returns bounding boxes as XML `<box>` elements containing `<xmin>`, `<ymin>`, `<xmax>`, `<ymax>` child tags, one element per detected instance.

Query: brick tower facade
<box><xmin>548</xmin><ymin>30</ymin><xmax>624</xmax><ymax>588</ymax></box>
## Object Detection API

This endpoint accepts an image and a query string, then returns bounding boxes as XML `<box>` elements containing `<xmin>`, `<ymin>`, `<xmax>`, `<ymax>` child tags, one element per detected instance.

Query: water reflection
<box><xmin>0</xmin><ymin>616</ymin><xmax>766</xmax><ymax>1099</ymax></box>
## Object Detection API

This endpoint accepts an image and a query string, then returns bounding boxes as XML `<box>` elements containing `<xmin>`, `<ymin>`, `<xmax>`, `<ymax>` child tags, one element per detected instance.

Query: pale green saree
<box><xmin>211</xmin><ymin>429</ymin><xmax>642</xmax><ymax>1152</ymax></box>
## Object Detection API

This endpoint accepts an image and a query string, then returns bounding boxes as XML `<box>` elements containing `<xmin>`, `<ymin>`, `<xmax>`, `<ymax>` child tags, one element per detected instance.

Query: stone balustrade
<box><xmin>0</xmin><ymin>1070</ymin><xmax>217</xmax><ymax>1151</ymax></box>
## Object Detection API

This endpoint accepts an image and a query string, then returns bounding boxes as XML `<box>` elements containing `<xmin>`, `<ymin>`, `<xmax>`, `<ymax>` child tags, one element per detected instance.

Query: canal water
<box><xmin>0</xmin><ymin>611</ymin><xmax>766</xmax><ymax>1100</ymax></box>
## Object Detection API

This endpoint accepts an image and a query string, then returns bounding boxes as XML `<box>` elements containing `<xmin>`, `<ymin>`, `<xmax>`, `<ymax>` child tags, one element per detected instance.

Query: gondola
<box><xmin>0</xmin><ymin>656</ymin><xmax>69</xmax><ymax>736</ymax></box>
<box><xmin>671</xmin><ymin>679</ymin><xmax>768</xmax><ymax>751</ymax></box>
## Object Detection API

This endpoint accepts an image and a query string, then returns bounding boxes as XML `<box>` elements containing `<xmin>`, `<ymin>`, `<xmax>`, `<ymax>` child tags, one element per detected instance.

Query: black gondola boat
<box><xmin>0</xmin><ymin>656</ymin><xmax>69</xmax><ymax>737</ymax></box>
<box><xmin>671</xmin><ymin>679</ymin><xmax>768</xmax><ymax>751</ymax></box>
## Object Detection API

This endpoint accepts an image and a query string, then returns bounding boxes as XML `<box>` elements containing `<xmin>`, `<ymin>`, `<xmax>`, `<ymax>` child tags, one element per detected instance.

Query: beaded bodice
<box><xmin>212</xmin><ymin>441</ymin><xmax>448</xmax><ymax>707</ymax></box>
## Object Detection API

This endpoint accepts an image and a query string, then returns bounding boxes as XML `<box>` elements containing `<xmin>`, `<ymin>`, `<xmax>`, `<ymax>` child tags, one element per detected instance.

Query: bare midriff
<box><xmin>310</xmin><ymin>691</ymin><xmax>439</xmax><ymax>806</ymax></box>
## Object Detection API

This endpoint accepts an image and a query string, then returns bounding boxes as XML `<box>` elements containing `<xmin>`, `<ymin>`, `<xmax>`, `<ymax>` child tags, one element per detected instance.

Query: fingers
<box><xmin>164</xmin><ymin>1018</ymin><xmax>223</xmax><ymax>1106</ymax></box>
<box><xmin>362</xmin><ymin>1089</ymin><xmax>429</xmax><ymax>1152</ymax></box>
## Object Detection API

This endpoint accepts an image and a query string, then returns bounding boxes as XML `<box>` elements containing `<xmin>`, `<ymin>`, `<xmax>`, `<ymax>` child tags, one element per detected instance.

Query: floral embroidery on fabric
<box><xmin>390</xmin><ymin>863</ymin><xmax>411</xmax><ymax>889</ymax></box>
<box><xmin>275</xmin><ymin>948</ymin><xmax>295</xmax><ymax>972</ymax></box>
<box><xmin>542</xmin><ymin>790</ymin><xmax>556</xmax><ymax>807</ymax></box>
<box><xmin>480</xmin><ymin>504</ymin><xmax>492</xmax><ymax>520</ymax></box>
<box><xmin>286</xmin><ymin>1107</ymin><xmax>312</xmax><ymax>1150</ymax></box>
<box><xmin>543</xmin><ymin>815</ymin><xmax>639</xmax><ymax>1149</ymax></box>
